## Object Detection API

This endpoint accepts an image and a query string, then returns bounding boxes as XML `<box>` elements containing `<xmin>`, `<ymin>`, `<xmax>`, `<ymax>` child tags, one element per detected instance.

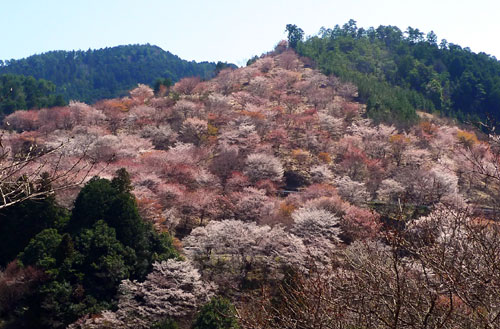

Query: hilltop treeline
<box><xmin>0</xmin><ymin>44</ymin><xmax>218</xmax><ymax>103</ymax></box>
<box><xmin>291</xmin><ymin>20</ymin><xmax>500</xmax><ymax>126</ymax></box>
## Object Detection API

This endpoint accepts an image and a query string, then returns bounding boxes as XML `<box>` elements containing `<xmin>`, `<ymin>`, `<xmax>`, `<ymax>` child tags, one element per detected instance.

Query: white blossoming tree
<box><xmin>183</xmin><ymin>220</ymin><xmax>307</xmax><ymax>289</ymax></box>
<box><xmin>71</xmin><ymin>259</ymin><xmax>214</xmax><ymax>329</ymax></box>
<box><xmin>244</xmin><ymin>153</ymin><xmax>284</xmax><ymax>183</ymax></box>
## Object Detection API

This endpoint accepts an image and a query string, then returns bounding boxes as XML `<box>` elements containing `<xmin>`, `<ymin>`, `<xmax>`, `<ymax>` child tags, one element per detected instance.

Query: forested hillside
<box><xmin>0</xmin><ymin>44</ymin><xmax>218</xmax><ymax>103</ymax></box>
<box><xmin>288</xmin><ymin>20</ymin><xmax>500</xmax><ymax>126</ymax></box>
<box><xmin>1</xmin><ymin>46</ymin><xmax>500</xmax><ymax>328</ymax></box>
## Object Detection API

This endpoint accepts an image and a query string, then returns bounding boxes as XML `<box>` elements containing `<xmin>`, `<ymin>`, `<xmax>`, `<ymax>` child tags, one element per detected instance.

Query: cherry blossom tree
<box><xmin>224</xmin><ymin>171</ymin><xmax>250</xmax><ymax>193</ymax></box>
<box><xmin>232</xmin><ymin>187</ymin><xmax>276</xmax><ymax>223</ymax></box>
<box><xmin>72</xmin><ymin>260</ymin><xmax>214</xmax><ymax>329</ymax></box>
<box><xmin>140</xmin><ymin>124</ymin><xmax>178</xmax><ymax>150</ymax></box>
<box><xmin>38</xmin><ymin>106</ymin><xmax>72</xmax><ymax>132</ymax></box>
<box><xmin>377</xmin><ymin>178</ymin><xmax>406</xmax><ymax>203</ymax></box>
<box><xmin>318</xmin><ymin>112</ymin><xmax>344</xmax><ymax>139</ymax></box>
<box><xmin>341</xmin><ymin>204</ymin><xmax>381</xmax><ymax>241</ymax></box>
<box><xmin>209</xmin><ymin>143</ymin><xmax>240</xmax><ymax>181</ymax></box>
<box><xmin>213</xmin><ymin>68</ymin><xmax>239</xmax><ymax>96</ymax></box>
<box><xmin>248</xmin><ymin>76</ymin><xmax>271</xmax><ymax>99</ymax></box>
<box><xmin>180</xmin><ymin>118</ymin><xmax>208</xmax><ymax>146</ymax></box>
<box><xmin>68</xmin><ymin>311</ymin><xmax>124</xmax><ymax>329</ymax></box>
<box><xmin>68</xmin><ymin>101</ymin><xmax>105</xmax><ymax>126</ymax></box>
<box><xmin>334</xmin><ymin>175</ymin><xmax>370</xmax><ymax>205</ymax></box>
<box><xmin>4</xmin><ymin>110</ymin><xmax>39</xmax><ymax>131</ymax></box>
<box><xmin>310</xmin><ymin>164</ymin><xmax>334</xmax><ymax>184</ymax></box>
<box><xmin>173</xmin><ymin>77</ymin><xmax>201</xmax><ymax>95</ymax></box>
<box><xmin>183</xmin><ymin>220</ymin><xmax>308</xmax><ymax>289</ymax></box>
<box><xmin>290</xmin><ymin>207</ymin><xmax>341</xmax><ymax>261</ymax></box>
<box><xmin>89</xmin><ymin>135</ymin><xmax>119</xmax><ymax>162</ymax></box>
<box><xmin>276</xmin><ymin>50</ymin><xmax>300</xmax><ymax>70</ymax></box>
<box><xmin>338</xmin><ymin>144</ymin><xmax>369</xmax><ymax>180</ymax></box>
<box><xmin>244</xmin><ymin>153</ymin><xmax>284</xmax><ymax>183</ymax></box>
<box><xmin>257</xmin><ymin>57</ymin><xmax>274</xmax><ymax>73</ymax></box>
<box><xmin>291</xmin><ymin>207</ymin><xmax>341</xmax><ymax>243</ymax></box>
<box><xmin>218</xmin><ymin>119</ymin><xmax>261</xmax><ymax>155</ymax></box>
<box><xmin>129</xmin><ymin>84</ymin><xmax>154</xmax><ymax>103</ymax></box>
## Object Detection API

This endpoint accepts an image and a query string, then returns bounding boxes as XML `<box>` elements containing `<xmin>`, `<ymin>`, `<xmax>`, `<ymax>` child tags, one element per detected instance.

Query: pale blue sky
<box><xmin>1</xmin><ymin>0</ymin><xmax>499</xmax><ymax>66</ymax></box>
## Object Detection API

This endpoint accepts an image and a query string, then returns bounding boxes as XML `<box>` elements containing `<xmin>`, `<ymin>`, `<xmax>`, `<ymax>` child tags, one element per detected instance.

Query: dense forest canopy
<box><xmin>0</xmin><ymin>44</ymin><xmax>219</xmax><ymax>104</ymax></box>
<box><xmin>290</xmin><ymin>20</ymin><xmax>500</xmax><ymax>126</ymax></box>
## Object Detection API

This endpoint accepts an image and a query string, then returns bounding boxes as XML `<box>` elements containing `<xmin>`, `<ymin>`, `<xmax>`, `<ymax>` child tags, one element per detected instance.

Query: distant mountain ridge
<box><xmin>0</xmin><ymin>44</ymin><xmax>218</xmax><ymax>103</ymax></box>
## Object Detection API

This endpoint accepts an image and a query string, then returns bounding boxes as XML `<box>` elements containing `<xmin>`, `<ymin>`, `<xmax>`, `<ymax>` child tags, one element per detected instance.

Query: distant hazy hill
<box><xmin>0</xmin><ymin>44</ymin><xmax>218</xmax><ymax>103</ymax></box>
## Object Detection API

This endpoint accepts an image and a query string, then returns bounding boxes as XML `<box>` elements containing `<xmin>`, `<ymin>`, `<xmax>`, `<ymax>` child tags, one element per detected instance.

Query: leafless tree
<box><xmin>0</xmin><ymin>131</ymin><xmax>98</xmax><ymax>209</ymax></box>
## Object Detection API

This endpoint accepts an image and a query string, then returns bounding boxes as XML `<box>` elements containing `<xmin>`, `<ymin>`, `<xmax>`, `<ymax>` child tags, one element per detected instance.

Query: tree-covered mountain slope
<box><xmin>0</xmin><ymin>44</ymin><xmax>218</xmax><ymax>103</ymax></box>
<box><xmin>288</xmin><ymin>20</ymin><xmax>500</xmax><ymax>126</ymax></box>
<box><xmin>2</xmin><ymin>44</ymin><xmax>500</xmax><ymax>328</ymax></box>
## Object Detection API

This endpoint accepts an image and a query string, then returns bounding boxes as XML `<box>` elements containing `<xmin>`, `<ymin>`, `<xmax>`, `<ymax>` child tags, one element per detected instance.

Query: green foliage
<box><xmin>74</xmin><ymin>220</ymin><xmax>137</xmax><ymax>299</ymax></box>
<box><xmin>3</xmin><ymin>169</ymin><xmax>178</xmax><ymax>328</ymax></box>
<box><xmin>0</xmin><ymin>195</ymin><xmax>69</xmax><ymax>267</ymax></box>
<box><xmin>70</xmin><ymin>171</ymin><xmax>144</xmax><ymax>248</ymax></box>
<box><xmin>150</xmin><ymin>231</ymin><xmax>180</xmax><ymax>263</ymax></box>
<box><xmin>70</xmin><ymin>177</ymin><xmax>117</xmax><ymax>231</ymax></box>
<box><xmin>294</xmin><ymin>20</ymin><xmax>500</xmax><ymax>125</ymax></box>
<box><xmin>13</xmin><ymin>221</ymin><xmax>137</xmax><ymax>328</ymax></box>
<box><xmin>246</xmin><ymin>56</ymin><xmax>259</xmax><ymax>67</ymax></box>
<box><xmin>70</xmin><ymin>170</ymin><xmax>179</xmax><ymax>279</ymax></box>
<box><xmin>285</xmin><ymin>24</ymin><xmax>304</xmax><ymax>50</ymax></box>
<box><xmin>26</xmin><ymin>280</ymin><xmax>75</xmax><ymax>328</ymax></box>
<box><xmin>0</xmin><ymin>74</ymin><xmax>65</xmax><ymax>116</ymax></box>
<box><xmin>192</xmin><ymin>297</ymin><xmax>239</xmax><ymax>329</ymax></box>
<box><xmin>18</xmin><ymin>228</ymin><xmax>63</xmax><ymax>271</ymax></box>
<box><xmin>152</xmin><ymin>318</ymin><xmax>180</xmax><ymax>329</ymax></box>
<box><xmin>0</xmin><ymin>44</ymin><xmax>218</xmax><ymax>103</ymax></box>
<box><xmin>111</xmin><ymin>167</ymin><xmax>133</xmax><ymax>193</ymax></box>
<box><xmin>154</xmin><ymin>77</ymin><xmax>173</xmax><ymax>94</ymax></box>
<box><xmin>214</xmin><ymin>62</ymin><xmax>237</xmax><ymax>76</ymax></box>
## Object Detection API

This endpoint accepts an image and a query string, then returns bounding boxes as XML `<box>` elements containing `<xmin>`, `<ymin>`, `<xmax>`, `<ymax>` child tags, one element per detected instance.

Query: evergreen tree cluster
<box><xmin>292</xmin><ymin>20</ymin><xmax>500</xmax><ymax>126</ymax></box>
<box><xmin>0</xmin><ymin>44</ymin><xmax>218</xmax><ymax>104</ymax></box>
<box><xmin>0</xmin><ymin>74</ymin><xmax>66</xmax><ymax>116</ymax></box>
<box><xmin>0</xmin><ymin>169</ymin><xmax>178</xmax><ymax>328</ymax></box>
